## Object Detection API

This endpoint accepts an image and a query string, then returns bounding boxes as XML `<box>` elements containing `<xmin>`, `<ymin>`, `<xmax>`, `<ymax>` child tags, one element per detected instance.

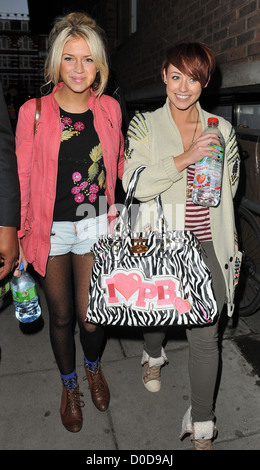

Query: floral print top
<box><xmin>53</xmin><ymin>108</ymin><xmax>106</xmax><ymax>221</ymax></box>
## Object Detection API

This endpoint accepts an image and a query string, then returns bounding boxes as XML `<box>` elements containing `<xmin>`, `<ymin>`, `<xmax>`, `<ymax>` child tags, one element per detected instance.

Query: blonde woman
<box><xmin>15</xmin><ymin>12</ymin><xmax>124</xmax><ymax>432</ymax></box>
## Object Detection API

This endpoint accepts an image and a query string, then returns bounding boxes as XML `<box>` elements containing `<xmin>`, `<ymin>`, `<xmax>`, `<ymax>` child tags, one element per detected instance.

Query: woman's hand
<box><xmin>13</xmin><ymin>240</ymin><xmax>28</xmax><ymax>277</ymax></box>
<box><xmin>175</xmin><ymin>133</ymin><xmax>223</xmax><ymax>172</ymax></box>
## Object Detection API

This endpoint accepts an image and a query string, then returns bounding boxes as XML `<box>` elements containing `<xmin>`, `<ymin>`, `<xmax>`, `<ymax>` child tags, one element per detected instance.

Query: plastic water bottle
<box><xmin>192</xmin><ymin>117</ymin><xmax>225</xmax><ymax>207</ymax></box>
<box><xmin>10</xmin><ymin>262</ymin><xmax>41</xmax><ymax>323</ymax></box>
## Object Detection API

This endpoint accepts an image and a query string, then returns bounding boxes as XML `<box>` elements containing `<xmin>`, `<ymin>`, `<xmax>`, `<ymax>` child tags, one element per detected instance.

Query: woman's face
<box><xmin>163</xmin><ymin>64</ymin><xmax>203</xmax><ymax>112</ymax></box>
<box><xmin>59</xmin><ymin>37</ymin><xmax>97</xmax><ymax>97</ymax></box>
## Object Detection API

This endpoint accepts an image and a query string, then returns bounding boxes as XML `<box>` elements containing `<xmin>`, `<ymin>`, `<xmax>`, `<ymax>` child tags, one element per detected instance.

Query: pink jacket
<box><xmin>16</xmin><ymin>83</ymin><xmax>124</xmax><ymax>276</ymax></box>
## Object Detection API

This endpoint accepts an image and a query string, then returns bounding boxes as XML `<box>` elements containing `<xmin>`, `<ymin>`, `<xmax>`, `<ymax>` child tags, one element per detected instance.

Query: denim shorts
<box><xmin>49</xmin><ymin>214</ymin><xmax>109</xmax><ymax>256</ymax></box>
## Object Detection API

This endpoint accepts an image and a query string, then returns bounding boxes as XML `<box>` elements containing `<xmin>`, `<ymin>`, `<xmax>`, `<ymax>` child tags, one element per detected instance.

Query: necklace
<box><xmin>186</xmin><ymin>109</ymin><xmax>199</xmax><ymax>199</ymax></box>
<box><xmin>189</xmin><ymin>109</ymin><xmax>199</xmax><ymax>149</ymax></box>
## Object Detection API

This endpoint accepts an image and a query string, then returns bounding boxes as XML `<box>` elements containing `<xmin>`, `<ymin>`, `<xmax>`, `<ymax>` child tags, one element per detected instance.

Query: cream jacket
<box><xmin>123</xmin><ymin>99</ymin><xmax>241</xmax><ymax>316</ymax></box>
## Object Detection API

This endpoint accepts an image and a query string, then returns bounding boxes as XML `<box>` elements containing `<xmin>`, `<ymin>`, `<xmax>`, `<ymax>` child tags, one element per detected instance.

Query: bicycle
<box><xmin>235</xmin><ymin>195</ymin><xmax>260</xmax><ymax>316</ymax></box>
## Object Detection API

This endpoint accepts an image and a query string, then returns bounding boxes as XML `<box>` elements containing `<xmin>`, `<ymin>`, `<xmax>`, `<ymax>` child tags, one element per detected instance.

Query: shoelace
<box><xmin>83</xmin><ymin>366</ymin><xmax>105</xmax><ymax>392</ymax></box>
<box><xmin>66</xmin><ymin>388</ymin><xmax>85</xmax><ymax>412</ymax></box>
<box><xmin>145</xmin><ymin>364</ymin><xmax>161</xmax><ymax>380</ymax></box>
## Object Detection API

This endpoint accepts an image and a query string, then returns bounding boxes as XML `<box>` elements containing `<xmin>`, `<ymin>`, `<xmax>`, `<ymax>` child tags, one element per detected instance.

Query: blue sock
<box><xmin>61</xmin><ymin>370</ymin><xmax>78</xmax><ymax>389</ymax></box>
<box><xmin>84</xmin><ymin>356</ymin><xmax>99</xmax><ymax>372</ymax></box>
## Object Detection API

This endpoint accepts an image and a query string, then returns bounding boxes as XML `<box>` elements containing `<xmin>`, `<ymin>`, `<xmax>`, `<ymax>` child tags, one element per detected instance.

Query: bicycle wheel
<box><xmin>236</xmin><ymin>204</ymin><xmax>260</xmax><ymax>316</ymax></box>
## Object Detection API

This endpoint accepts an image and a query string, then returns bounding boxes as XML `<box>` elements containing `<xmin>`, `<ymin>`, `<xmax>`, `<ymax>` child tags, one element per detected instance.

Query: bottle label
<box><xmin>11</xmin><ymin>286</ymin><xmax>37</xmax><ymax>302</ymax></box>
<box><xmin>193</xmin><ymin>170</ymin><xmax>210</xmax><ymax>189</ymax></box>
<box><xmin>193</xmin><ymin>158</ymin><xmax>222</xmax><ymax>190</ymax></box>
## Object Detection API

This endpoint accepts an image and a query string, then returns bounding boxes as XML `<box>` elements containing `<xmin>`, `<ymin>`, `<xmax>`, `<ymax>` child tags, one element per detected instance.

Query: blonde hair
<box><xmin>44</xmin><ymin>12</ymin><xmax>109</xmax><ymax>97</ymax></box>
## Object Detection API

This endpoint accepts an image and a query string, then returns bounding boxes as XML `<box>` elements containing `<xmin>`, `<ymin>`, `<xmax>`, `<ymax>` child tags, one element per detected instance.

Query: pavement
<box><xmin>0</xmin><ymin>276</ymin><xmax>260</xmax><ymax>456</ymax></box>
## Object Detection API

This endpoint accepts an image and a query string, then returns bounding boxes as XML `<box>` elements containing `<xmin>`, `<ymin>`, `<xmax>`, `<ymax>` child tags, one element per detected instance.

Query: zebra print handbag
<box><xmin>86</xmin><ymin>166</ymin><xmax>218</xmax><ymax>327</ymax></box>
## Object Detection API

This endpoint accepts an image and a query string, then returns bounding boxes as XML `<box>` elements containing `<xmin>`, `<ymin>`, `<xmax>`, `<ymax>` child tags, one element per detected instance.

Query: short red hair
<box><xmin>161</xmin><ymin>42</ymin><xmax>216</xmax><ymax>87</ymax></box>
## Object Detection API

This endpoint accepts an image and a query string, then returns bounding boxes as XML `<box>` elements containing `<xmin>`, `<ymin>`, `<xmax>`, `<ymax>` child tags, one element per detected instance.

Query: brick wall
<box><xmin>110</xmin><ymin>0</ymin><xmax>260</xmax><ymax>101</ymax></box>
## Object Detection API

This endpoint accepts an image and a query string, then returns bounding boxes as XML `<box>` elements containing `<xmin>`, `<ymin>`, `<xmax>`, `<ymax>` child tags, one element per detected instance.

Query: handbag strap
<box><xmin>34</xmin><ymin>97</ymin><xmax>41</xmax><ymax>135</ymax></box>
<box><xmin>123</xmin><ymin>165</ymin><xmax>146</xmax><ymax>210</ymax></box>
<box><xmin>116</xmin><ymin>166</ymin><xmax>167</xmax><ymax>236</ymax></box>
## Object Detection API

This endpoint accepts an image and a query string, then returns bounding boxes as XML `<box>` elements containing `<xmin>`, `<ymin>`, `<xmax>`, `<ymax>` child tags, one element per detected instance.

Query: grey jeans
<box><xmin>143</xmin><ymin>241</ymin><xmax>226</xmax><ymax>423</ymax></box>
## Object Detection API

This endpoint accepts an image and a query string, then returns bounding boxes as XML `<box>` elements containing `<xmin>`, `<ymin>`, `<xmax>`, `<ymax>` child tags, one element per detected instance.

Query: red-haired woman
<box><xmin>123</xmin><ymin>42</ymin><xmax>241</xmax><ymax>449</ymax></box>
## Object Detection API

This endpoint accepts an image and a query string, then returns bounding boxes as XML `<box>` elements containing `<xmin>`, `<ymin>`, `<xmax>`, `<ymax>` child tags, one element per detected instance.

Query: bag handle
<box><xmin>115</xmin><ymin>166</ymin><xmax>167</xmax><ymax>236</ymax></box>
<box><xmin>34</xmin><ymin>97</ymin><xmax>41</xmax><ymax>135</ymax></box>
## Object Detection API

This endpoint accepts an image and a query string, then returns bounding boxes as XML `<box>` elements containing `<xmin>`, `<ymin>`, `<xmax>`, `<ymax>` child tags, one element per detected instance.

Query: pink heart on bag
<box><xmin>113</xmin><ymin>272</ymin><xmax>142</xmax><ymax>301</ymax></box>
<box><xmin>174</xmin><ymin>297</ymin><xmax>191</xmax><ymax>314</ymax></box>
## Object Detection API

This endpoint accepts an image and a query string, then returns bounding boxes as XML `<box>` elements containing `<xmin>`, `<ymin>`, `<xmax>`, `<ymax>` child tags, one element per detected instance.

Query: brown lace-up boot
<box><xmin>84</xmin><ymin>362</ymin><xmax>110</xmax><ymax>411</ymax></box>
<box><xmin>60</xmin><ymin>385</ymin><xmax>84</xmax><ymax>432</ymax></box>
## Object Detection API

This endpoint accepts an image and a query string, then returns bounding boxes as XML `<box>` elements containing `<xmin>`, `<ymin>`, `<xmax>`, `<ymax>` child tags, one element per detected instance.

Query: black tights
<box><xmin>41</xmin><ymin>253</ymin><xmax>105</xmax><ymax>375</ymax></box>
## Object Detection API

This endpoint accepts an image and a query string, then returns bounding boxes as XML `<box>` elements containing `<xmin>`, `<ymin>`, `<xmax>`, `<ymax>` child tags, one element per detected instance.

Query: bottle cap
<box><xmin>19</xmin><ymin>262</ymin><xmax>24</xmax><ymax>271</ymax></box>
<box><xmin>208</xmin><ymin>117</ymin><xmax>219</xmax><ymax>124</ymax></box>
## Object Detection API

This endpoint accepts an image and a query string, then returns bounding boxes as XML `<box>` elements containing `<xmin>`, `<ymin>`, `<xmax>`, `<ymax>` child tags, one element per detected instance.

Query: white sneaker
<box><xmin>141</xmin><ymin>348</ymin><xmax>168</xmax><ymax>392</ymax></box>
<box><xmin>180</xmin><ymin>406</ymin><xmax>217</xmax><ymax>450</ymax></box>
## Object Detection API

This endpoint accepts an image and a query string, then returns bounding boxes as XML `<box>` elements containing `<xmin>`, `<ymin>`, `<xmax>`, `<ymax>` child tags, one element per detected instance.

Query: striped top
<box><xmin>185</xmin><ymin>164</ymin><xmax>212</xmax><ymax>242</ymax></box>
